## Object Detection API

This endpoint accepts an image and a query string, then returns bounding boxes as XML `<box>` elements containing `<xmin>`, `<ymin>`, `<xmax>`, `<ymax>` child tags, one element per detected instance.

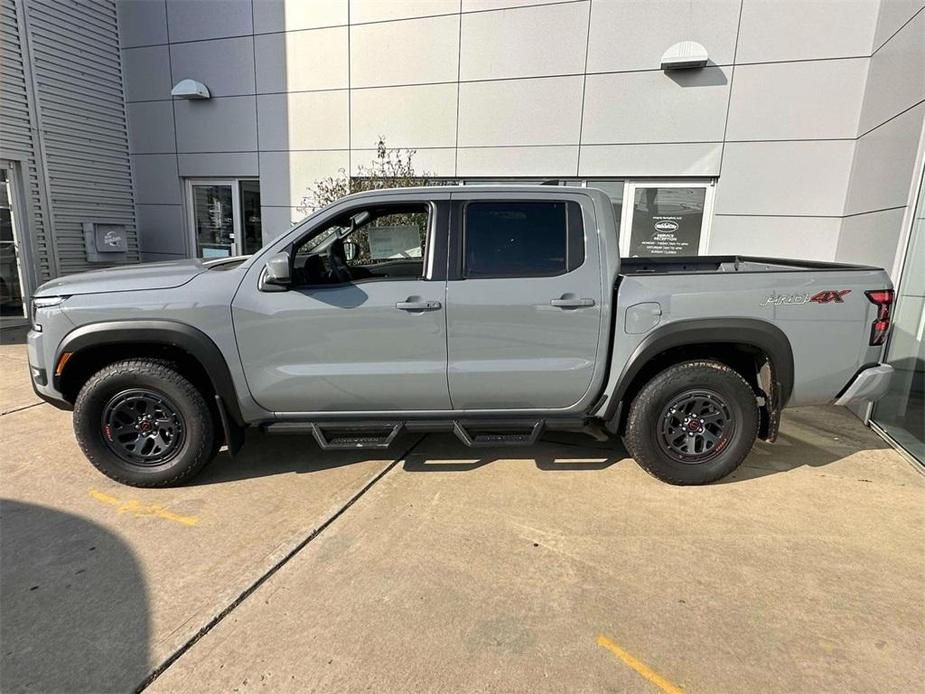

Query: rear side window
<box><xmin>463</xmin><ymin>201</ymin><xmax>584</xmax><ymax>278</ymax></box>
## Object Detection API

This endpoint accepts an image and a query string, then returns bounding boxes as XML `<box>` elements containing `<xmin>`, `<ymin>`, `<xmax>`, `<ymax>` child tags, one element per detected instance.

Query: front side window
<box><xmin>292</xmin><ymin>204</ymin><xmax>429</xmax><ymax>286</ymax></box>
<box><xmin>463</xmin><ymin>201</ymin><xmax>582</xmax><ymax>278</ymax></box>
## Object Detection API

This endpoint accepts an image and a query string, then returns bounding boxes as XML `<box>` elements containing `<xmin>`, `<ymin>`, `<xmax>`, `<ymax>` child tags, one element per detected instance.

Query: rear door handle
<box><xmin>550</xmin><ymin>297</ymin><xmax>595</xmax><ymax>308</ymax></box>
<box><xmin>395</xmin><ymin>300</ymin><xmax>442</xmax><ymax>311</ymax></box>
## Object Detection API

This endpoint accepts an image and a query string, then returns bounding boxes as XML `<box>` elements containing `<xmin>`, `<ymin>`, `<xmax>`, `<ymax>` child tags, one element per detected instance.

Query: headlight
<box><xmin>31</xmin><ymin>295</ymin><xmax>68</xmax><ymax>331</ymax></box>
<box><xmin>32</xmin><ymin>296</ymin><xmax>68</xmax><ymax>309</ymax></box>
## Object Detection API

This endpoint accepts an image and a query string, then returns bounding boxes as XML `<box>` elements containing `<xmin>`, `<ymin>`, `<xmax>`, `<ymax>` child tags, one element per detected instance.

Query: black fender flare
<box><xmin>604</xmin><ymin>318</ymin><xmax>794</xmax><ymax>434</ymax></box>
<box><xmin>55</xmin><ymin>319</ymin><xmax>245</xmax><ymax>426</ymax></box>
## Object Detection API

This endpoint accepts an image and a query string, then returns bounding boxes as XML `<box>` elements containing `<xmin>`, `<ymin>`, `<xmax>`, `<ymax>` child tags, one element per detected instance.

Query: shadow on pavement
<box><xmin>0</xmin><ymin>499</ymin><xmax>149</xmax><ymax>693</ymax></box>
<box><xmin>188</xmin><ymin>408</ymin><xmax>894</xmax><ymax>486</ymax></box>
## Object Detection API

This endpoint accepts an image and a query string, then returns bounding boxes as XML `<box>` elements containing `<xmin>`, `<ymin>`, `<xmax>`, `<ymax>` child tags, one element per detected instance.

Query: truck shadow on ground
<box><xmin>0</xmin><ymin>499</ymin><xmax>149</xmax><ymax>694</ymax></box>
<box><xmin>193</xmin><ymin>407</ymin><xmax>892</xmax><ymax>486</ymax></box>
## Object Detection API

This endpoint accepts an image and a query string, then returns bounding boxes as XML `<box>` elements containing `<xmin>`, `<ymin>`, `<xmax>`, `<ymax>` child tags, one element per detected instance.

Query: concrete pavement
<box><xmin>1</xmin><ymin>336</ymin><xmax>923</xmax><ymax>693</ymax></box>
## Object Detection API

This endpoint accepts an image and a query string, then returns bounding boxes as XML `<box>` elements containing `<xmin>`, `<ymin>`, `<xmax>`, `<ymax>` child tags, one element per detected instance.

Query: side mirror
<box><xmin>343</xmin><ymin>240</ymin><xmax>359</xmax><ymax>262</ymax></box>
<box><xmin>259</xmin><ymin>251</ymin><xmax>291</xmax><ymax>292</ymax></box>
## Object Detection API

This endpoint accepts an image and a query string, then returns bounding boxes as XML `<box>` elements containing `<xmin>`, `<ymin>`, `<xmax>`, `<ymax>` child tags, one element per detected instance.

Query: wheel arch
<box><xmin>54</xmin><ymin>320</ymin><xmax>244</xmax><ymax>426</ymax></box>
<box><xmin>605</xmin><ymin>318</ymin><xmax>794</xmax><ymax>440</ymax></box>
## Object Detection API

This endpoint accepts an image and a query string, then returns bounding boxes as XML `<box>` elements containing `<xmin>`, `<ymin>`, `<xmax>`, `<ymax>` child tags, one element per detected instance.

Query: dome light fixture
<box><xmin>661</xmin><ymin>41</ymin><xmax>709</xmax><ymax>70</ymax></box>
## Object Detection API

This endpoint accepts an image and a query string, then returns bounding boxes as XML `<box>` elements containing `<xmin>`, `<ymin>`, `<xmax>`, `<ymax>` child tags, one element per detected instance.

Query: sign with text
<box><xmin>627</xmin><ymin>187</ymin><xmax>705</xmax><ymax>257</ymax></box>
<box><xmin>367</xmin><ymin>225</ymin><xmax>422</xmax><ymax>259</ymax></box>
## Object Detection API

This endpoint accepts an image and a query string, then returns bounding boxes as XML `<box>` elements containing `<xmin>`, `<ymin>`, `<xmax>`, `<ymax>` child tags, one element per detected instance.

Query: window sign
<box><xmin>367</xmin><ymin>225</ymin><xmax>422</xmax><ymax>259</ymax></box>
<box><xmin>621</xmin><ymin>181</ymin><xmax>714</xmax><ymax>257</ymax></box>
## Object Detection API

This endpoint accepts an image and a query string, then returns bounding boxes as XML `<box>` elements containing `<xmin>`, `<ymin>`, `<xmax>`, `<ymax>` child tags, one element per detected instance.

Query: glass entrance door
<box><xmin>187</xmin><ymin>179</ymin><xmax>262</xmax><ymax>258</ymax></box>
<box><xmin>620</xmin><ymin>181</ymin><xmax>714</xmax><ymax>257</ymax></box>
<box><xmin>0</xmin><ymin>167</ymin><xmax>26</xmax><ymax>318</ymax></box>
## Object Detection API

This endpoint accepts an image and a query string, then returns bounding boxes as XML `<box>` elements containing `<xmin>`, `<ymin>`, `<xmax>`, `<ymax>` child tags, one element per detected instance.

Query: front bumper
<box><xmin>835</xmin><ymin>364</ymin><xmax>894</xmax><ymax>406</ymax></box>
<box><xmin>26</xmin><ymin>328</ymin><xmax>72</xmax><ymax>410</ymax></box>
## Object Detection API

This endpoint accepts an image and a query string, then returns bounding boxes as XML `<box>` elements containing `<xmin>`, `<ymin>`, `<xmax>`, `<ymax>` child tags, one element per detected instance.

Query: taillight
<box><xmin>865</xmin><ymin>289</ymin><xmax>894</xmax><ymax>346</ymax></box>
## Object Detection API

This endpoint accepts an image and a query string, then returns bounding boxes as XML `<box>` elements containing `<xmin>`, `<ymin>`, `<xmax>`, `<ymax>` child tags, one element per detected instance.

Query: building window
<box><xmin>186</xmin><ymin>178</ymin><xmax>262</xmax><ymax>258</ymax></box>
<box><xmin>619</xmin><ymin>181</ymin><xmax>715</xmax><ymax>258</ymax></box>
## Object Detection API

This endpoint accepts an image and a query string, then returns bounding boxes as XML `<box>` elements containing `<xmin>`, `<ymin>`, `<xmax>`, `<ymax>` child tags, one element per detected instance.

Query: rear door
<box><xmin>445</xmin><ymin>192</ymin><xmax>604</xmax><ymax>411</ymax></box>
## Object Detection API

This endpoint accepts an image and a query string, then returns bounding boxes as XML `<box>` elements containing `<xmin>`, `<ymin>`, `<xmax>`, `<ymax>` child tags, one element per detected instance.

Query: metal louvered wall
<box><xmin>0</xmin><ymin>0</ymin><xmax>137</xmax><ymax>288</ymax></box>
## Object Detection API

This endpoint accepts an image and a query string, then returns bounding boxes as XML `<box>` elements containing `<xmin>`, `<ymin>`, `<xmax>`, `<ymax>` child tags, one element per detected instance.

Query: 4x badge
<box><xmin>762</xmin><ymin>290</ymin><xmax>851</xmax><ymax>306</ymax></box>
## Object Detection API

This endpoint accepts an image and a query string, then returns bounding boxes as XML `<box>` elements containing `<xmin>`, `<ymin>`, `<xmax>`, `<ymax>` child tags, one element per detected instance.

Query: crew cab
<box><xmin>27</xmin><ymin>186</ymin><xmax>895</xmax><ymax>487</ymax></box>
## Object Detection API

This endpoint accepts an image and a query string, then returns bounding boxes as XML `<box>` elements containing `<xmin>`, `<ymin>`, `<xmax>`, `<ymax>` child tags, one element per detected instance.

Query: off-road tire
<box><xmin>623</xmin><ymin>360</ymin><xmax>759</xmax><ymax>485</ymax></box>
<box><xmin>74</xmin><ymin>359</ymin><xmax>216</xmax><ymax>487</ymax></box>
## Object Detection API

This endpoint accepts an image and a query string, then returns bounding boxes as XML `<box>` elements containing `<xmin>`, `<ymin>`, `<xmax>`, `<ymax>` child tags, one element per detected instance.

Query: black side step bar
<box><xmin>452</xmin><ymin>420</ymin><xmax>545</xmax><ymax>448</ymax></box>
<box><xmin>264</xmin><ymin>418</ymin><xmax>556</xmax><ymax>450</ymax></box>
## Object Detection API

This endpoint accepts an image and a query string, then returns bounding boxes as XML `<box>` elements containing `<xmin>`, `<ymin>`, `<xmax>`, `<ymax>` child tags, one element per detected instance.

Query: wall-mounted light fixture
<box><xmin>171</xmin><ymin>79</ymin><xmax>211</xmax><ymax>99</ymax></box>
<box><xmin>660</xmin><ymin>41</ymin><xmax>709</xmax><ymax>71</ymax></box>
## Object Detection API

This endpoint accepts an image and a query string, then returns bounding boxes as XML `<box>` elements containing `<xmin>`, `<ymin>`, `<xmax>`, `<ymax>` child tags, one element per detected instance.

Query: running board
<box><xmin>264</xmin><ymin>417</ymin><xmax>569</xmax><ymax>450</ymax></box>
<box><xmin>265</xmin><ymin>421</ymin><xmax>403</xmax><ymax>450</ymax></box>
<box><xmin>452</xmin><ymin>419</ymin><xmax>545</xmax><ymax>448</ymax></box>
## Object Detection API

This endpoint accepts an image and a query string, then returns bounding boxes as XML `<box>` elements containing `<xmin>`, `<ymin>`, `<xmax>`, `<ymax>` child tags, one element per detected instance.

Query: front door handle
<box><xmin>550</xmin><ymin>297</ymin><xmax>595</xmax><ymax>309</ymax></box>
<box><xmin>395</xmin><ymin>300</ymin><xmax>442</xmax><ymax>311</ymax></box>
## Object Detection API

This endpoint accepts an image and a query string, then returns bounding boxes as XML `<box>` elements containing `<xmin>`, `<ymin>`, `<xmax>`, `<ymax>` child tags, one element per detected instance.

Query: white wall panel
<box><xmin>709</xmin><ymin>215</ymin><xmax>841</xmax><ymax>260</ymax></box>
<box><xmin>122</xmin><ymin>45</ymin><xmax>171</xmax><ymax>101</ymax></box>
<box><xmin>737</xmin><ymin>0</ymin><xmax>879</xmax><ymax>63</ymax></box>
<box><xmin>177</xmin><ymin>152</ymin><xmax>258</xmax><ymax>177</ymax></box>
<box><xmin>460</xmin><ymin>1</ymin><xmax>588</xmax><ymax>81</ymax></box>
<box><xmin>253</xmin><ymin>0</ymin><xmax>347</xmax><ymax>33</ymax></box>
<box><xmin>255</xmin><ymin>27</ymin><xmax>349</xmax><ymax>93</ymax></box>
<box><xmin>716</xmin><ymin>141</ymin><xmax>855</xmax><ymax>216</ymax></box>
<box><xmin>837</xmin><ymin>207</ymin><xmax>907</xmax><ymax>273</ymax></box>
<box><xmin>872</xmin><ymin>0</ymin><xmax>924</xmax><ymax>50</ymax></box>
<box><xmin>457</xmin><ymin>146</ymin><xmax>577</xmax><ymax>176</ymax></box>
<box><xmin>458</xmin><ymin>76</ymin><xmax>582</xmax><ymax>146</ymax></box>
<box><xmin>116</xmin><ymin>0</ymin><xmax>168</xmax><ymax>48</ymax></box>
<box><xmin>581</xmin><ymin>68</ymin><xmax>730</xmax><ymax>144</ymax></box>
<box><xmin>165</xmin><ymin>0</ymin><xmax>253</xmax><ymax>42</ymax></box>
<box><xmin>579</xmin><ymin>143</ymin><xmax>722</xmax><ymax>177</ymax></box>
<box><xmin>844</xmin><ymin>102</ymin><xmax>925</xmax><ymax>215</ymax></box>
<box><xmin>136</xmin><ymin>204</ymin><xmax>186</xmax><ymax>255</ymax></box>
<box><xmin>351</xmin><ymin>0</ymin><xmax>458</xmax><ymax>23</ymax></box>
<box><xmin>726</xmin><ymin>59</ymin><xmax>868</xmax><ymax>141</ymax></box>
<box><xmin>463</xmin><ymin>0</ymin><xmax>569</xmax><ymax>10</ymax></box>
<box><xmin>587</xmin><ymin>0</ymin><xmax>739</xmax><ymax>73</ymax></box>
<box><xmin>351</xmin><ymin>147</ymin><xmax>457</xmax><ymax>177</ymax></box>
<box><xmin>170</xmin><ymin>37</ymin><xmax>256</xmax><ymax>98</ymax></box>
<box><xmin>351</xmin><ymin>83</ymin><xmax>457</xmax><ymax>149</ymax></box>
<box><xmin>258</xmin><ymin>150</ymin><xmax>349</xmax><ymax>208</ymax></box>
<box><xmin>127</xmin><ymin>101</ymin><xmax>176</xmax><ymax>154</ymax></box>
<box><xmin>174</xmin><ymin>96</ymin><xmax>258</xmax><ymax>153</ymax></box>
<box><xmin>258</xmin><ymin>90</ymin><xmax>350</xmax><ymax>150</ymax></box>
<box><xmin>131</xmin><ymin>154</ymin><xmax>182</xmax><ymax>204</ymax></box>
<box><xmin>858</xmin><ymin>9</ymin><xmax>925</xmax><ymax>134</ymax></box>
<box><xmin>351</xmin><ymin>14</ymin><xmax>459</xmax><ymax>88</ymax></box>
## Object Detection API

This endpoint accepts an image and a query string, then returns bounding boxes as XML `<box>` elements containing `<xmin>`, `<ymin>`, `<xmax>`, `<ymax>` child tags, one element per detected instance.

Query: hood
<box><xmin>34</xmin><ymin>258</ymin><xmax>210</xmax><ymax>297</ymax></box>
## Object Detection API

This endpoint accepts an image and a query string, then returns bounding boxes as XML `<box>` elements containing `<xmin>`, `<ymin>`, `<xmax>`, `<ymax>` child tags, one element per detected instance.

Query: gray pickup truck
<box><xmin>28</xmin><ymin>186</ymin><xmax>895</xmax><ymax>487</ymax></box>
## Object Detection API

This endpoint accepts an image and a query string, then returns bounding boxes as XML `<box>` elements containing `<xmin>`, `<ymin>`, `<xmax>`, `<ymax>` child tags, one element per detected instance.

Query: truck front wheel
<box><xmin>73</xmin><ymin>359</ymin><xmax>217</xmax><ymax>487</ymax></box>
<box><xmin>623</xmin><ymin>360</ymin><xmax>759</xmax><ymax>485</ymax></box>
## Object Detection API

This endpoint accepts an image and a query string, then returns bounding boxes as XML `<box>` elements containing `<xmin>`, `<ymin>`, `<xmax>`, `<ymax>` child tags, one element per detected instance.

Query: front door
<box><xmin>446</xmin><ymin>196</ymin><xmax>604</xmax><ymax>410</ymax></box>
<box><xmin>187</xmin><ymin>179</ymin><xmax>262</xmax><ymax>258</ymax></box>
<box><xmin>232</xmin><ymin>199</ymin><xmax>451</xmax><ymax>413</ymax></box>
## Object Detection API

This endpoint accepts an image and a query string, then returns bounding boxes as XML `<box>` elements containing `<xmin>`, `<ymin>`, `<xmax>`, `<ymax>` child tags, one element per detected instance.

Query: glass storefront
<box><xmin>0</xmin><ymin>167</ymin><xmax>26</xmax><ymax>318</ymax></box>
<box><xmin>872</xmin><ymin>169</ymin><xmax>925</xmax><ymax>463</ymax></box>
<box><xmin>188</xmin><ymin>179</ymin><xmax>262</xmax><ymax>258</ymax></box>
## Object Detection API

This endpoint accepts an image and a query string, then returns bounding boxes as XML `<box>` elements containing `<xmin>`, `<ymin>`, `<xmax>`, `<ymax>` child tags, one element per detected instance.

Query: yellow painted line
<box><xmin>596</xmin><ymin>634</ymin><xmax>684</xmax><ymax>694</ymax></box>
<box><xmin>89</xmin><ymin>489</ymin><xmax>199</xmax><ymax>527</ymax></box>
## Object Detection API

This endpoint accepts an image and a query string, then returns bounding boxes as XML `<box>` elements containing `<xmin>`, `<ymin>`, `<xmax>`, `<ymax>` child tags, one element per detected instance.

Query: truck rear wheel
<box><xmin>73</xmin><ymin>359</ymin><xmax>216</xmax><ymax>487</ymax></box>
<box><xmin>623</xmin><ymin>360</ymin><xmax>759</xmax><ymax>485</ymax></box>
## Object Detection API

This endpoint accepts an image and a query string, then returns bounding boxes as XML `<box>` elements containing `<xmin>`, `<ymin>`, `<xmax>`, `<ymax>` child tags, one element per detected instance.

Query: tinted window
<box><xmin>464</xmin><ymin>201</ymin><xmax>581</xmax><ymax>278</ymax></box>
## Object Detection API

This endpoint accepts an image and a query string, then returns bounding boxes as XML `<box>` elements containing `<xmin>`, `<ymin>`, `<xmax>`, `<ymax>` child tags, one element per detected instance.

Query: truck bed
<box><xmin>620</xmin><ymin>255</ymin><xmax>881</xmax><ymax>276</ymax></box>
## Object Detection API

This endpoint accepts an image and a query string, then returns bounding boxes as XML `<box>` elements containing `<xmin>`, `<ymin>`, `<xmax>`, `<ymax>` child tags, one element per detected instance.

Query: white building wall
<box><xmin>117</xmin><ymin>0</ymin><xmax>925</xmax><ymax>270</ymax></box>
